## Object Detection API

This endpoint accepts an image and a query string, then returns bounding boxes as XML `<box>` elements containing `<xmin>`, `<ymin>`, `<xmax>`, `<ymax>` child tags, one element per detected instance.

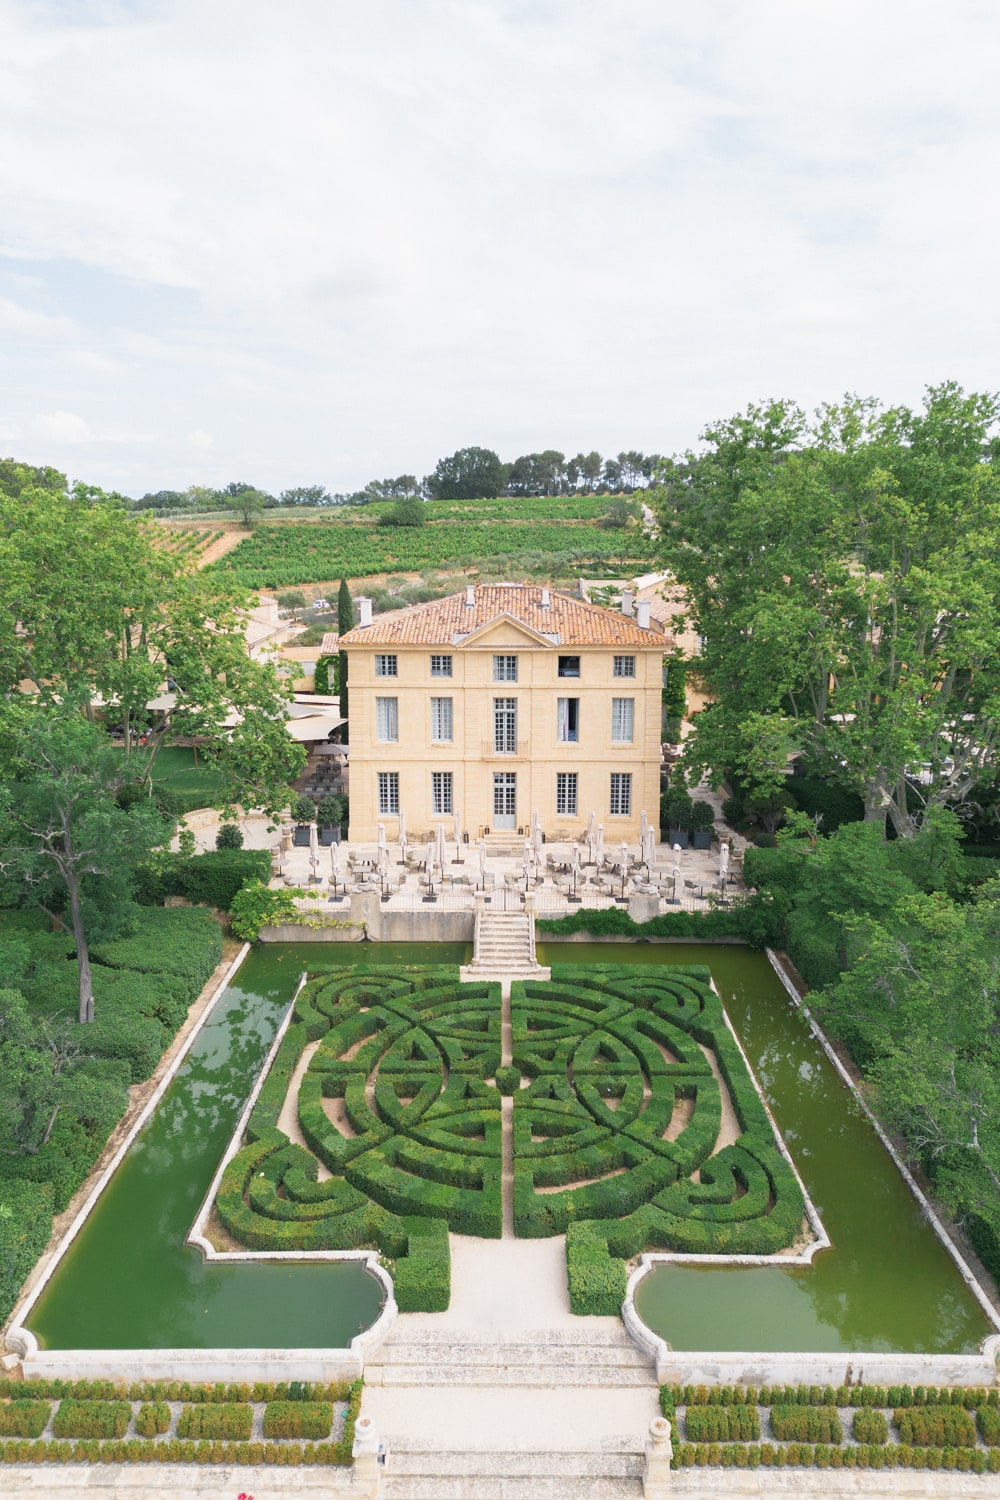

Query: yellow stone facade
<box><xmin>340</xmin><ymin>585</ymin><xmax>667</xmax><ymax>844</ymax></box>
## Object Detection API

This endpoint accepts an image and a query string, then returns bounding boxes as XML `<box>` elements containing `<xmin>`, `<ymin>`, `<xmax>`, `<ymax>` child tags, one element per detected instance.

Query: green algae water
<box><xmin>28</xmin><ymin>941</ymin><xmax>469</xmax><ymax>1350</ymax></box>
<box><xmin>538</xmin><ymin>941</ymin><xmax>994</xmax><ymax>1354</ymax></box>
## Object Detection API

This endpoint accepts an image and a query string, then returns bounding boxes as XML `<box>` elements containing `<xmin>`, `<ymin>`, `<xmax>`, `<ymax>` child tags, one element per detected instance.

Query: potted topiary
<box><xmin>292</xmin><ymin>794</ymin><xmax>315</xmax><ymax>846</ymax></box>
<box><xmin>690</xmin><ymin>799</ymin><xmax>716</xmax><ymax>849</ymax></box>
<box><xmin>215</xmin><ymin>822</ymin><xmax>244</xmax><ymax>850</ymax></box>
<box><xmin>317</xmin><ymin>792</ymin><xmax>346</xmax><ymax>845</ymax></box>
<box><xmin>666</xmin><ymin>791</ymin><xmax>693</xmax><ymax>848</ymax></box>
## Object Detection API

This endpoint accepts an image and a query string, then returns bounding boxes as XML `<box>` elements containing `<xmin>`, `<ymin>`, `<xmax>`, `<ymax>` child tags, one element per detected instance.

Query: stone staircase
<box><xmin>368</xmin><ymin>1326</ymin><xmax>654</xmax><ymax>1389</ymax></box>
<box><xmin>367</xmin><ymin>1328</ymin><xmax>653</xmax><ymax>1500</ymax></box>
<box><xmin>462</xmin><ymin>911</ymin><xmax>548</xmax><ymax>979</ymax></box>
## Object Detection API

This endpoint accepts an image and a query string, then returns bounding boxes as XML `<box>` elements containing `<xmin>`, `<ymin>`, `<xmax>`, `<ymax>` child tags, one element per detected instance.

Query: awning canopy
<box><xmin>285</xmin><ymin>714</ymin><xmax>346</xmax><ymax>742</ymax></box>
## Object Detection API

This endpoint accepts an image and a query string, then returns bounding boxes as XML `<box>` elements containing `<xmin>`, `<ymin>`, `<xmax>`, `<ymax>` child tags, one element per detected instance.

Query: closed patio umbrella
<box><xmin>436</xmin><ymin>822</ymin><xmax>446</xmax><ymax>872</ymax></box>
<box><xmin>478</xmin><ymin>837</ymin><xmax>487</xmax><ymax>885</ymax></box>
<box><xmin>398</xmin><ymin>808</ymin><xmax>407</xmax><ymax>844</ymax></box>
<box><xmin>453</xmin><ymin>809</ymin><xmax>462</xmax><ymax>846</ymax></box>
<box><xmin>309</xmin><ymin>820</ymin><xmax>319</xmax><ymax>883</ymax></box>
<box><xmin>532</xmin><ymin>819</ymin><xmax>543</xmax><ymax>860</ymax></box>
<box><xmin>719</xmin><ymin>842</ymin><xmax>730</xmax><ymax>880</ymax></box>
<box><xmin>377</xmin><ymin>821</ymin><xmax>387</xmax><ymax>857</ymax></box>
<box><xmin>586</xmin><ymin>810</ymin><xmax>595</xmax><ymax>843</ymax></box>
<box><xmin>595</xmin><ymin>823</ymin><xmax>604</xmax><ymax>866</ymax></box>
<box><xmin>640</xmin><ymin>808</ymin><xmax>648</xmax><ymax>842</ymax></box>
<box><xmin>643</xmin><ymin>827</ymin><xmax>656</xmax><ymax>869</ymax></box>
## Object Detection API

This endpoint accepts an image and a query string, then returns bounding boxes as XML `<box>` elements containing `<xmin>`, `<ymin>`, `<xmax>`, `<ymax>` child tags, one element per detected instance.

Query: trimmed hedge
<box><xmin>770</xmin><ymin>1405</ymin><xmax>842</xmax><ymax>1443</ymax></box>
<box><xmin>0</xmin><ymin>1179</ymin><xmax>53</xmax><ymax>1324</ymax></box>
<box><xmin>0</xmin><ymin>1402</ymin><xmax>50</xmax><ymax>1438</ymax></box>
<box><xmin>175</xmin><ymin>1403</ymin><xmax>253</xmax><ymax>1440</ymax></box>
<box><xmin>262</xmin><ymin>1401</ymin><xmax>333</xmax><ymax>1439</ymax></box>
<box><xmin>52</xmin><ymin>1400</ymin><xmax>131</xmax><ymax>1439</ymax></box>
<box><xmin>893</xmin><ymin>1406</ymin><xmax>977</xmax><ymax>1448</ymax></box>
<box><xmin>686</xmin><ymin>1405</ymin><xmax>760</xmax><ymax>1442</ymax></box>
<box><xmin>853</xmin><ymin>1409</ymin><xmax>889</xmax><ymax>1444</ymax></box>
<box><xmin>217</xmin><ymin>963</ymin><xmax>806</xmax><ymax>1314</ymax></box>
<box><xmin>134</xmin><ymin>848</ymin><xmax>271</xmax><ymax>911</ymax></box>
<box><xmin>135</xmin><ymin>1402</ymin><xmax>171</xmax><ymax>1437</ymax></box>
<box><xmin>536</xmin><ymin>895</ymin><xmax>784</xmax><ymax>949</ymax></box>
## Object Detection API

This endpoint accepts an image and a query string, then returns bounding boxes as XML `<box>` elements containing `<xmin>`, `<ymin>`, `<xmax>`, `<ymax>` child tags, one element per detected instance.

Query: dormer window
<box><xmin>557</xmin><ymin>655</ymin><xmax>580</xmax><ymax>678</ymax></box>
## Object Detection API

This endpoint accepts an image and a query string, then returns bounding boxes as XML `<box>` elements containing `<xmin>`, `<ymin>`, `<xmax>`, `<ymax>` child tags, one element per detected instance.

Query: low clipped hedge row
<box><xmin>535</xmin><ymin>894</ymin><xmax>784</xmax><ymax>948</ymax></box>
<box><xmin>663</xmin><ymin>1385</ymin><xmax>1000</xmax><ymax>1465</ymax></box>
<box><xmin>662</xmin><ymin>1382</ymin><xmax>1000</xmax><ymax>1410</ymax></box>
<box><xmin>0</xmin><ymin>1438</ymin><xmax>355</xmax><ymax>1466</ymax></box>
<box><xmin>673</xmin><ymin>1443</ymin><xmax>1000</xmax><ymax>1473</ymax></box>
<box><xmin>5</xmin><ymin>1378</ymin><xmax>350</xmax><ymax>1403</ymax></box>
<box><xmin>0</xmin><ymin>1380</ymin><xmax>363</xmax><ymax>1464</ymax></box>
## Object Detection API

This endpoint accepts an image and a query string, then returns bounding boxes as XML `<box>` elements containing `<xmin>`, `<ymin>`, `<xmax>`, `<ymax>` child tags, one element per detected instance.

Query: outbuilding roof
<box><xmin>339</xmin><ymin>584</ymin><xmax>668</xmax><ymax>649</ymax></box>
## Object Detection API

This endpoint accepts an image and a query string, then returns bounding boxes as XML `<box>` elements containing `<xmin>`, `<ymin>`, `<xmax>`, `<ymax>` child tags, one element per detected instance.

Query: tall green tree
<box><xmin>656</xmin><ymin>385</ymin><xmax>1000</xmax><ymax>837</ymax></box>
<box><xmin>0</xmin><ymin>485</ymin><xmax>304</xmax><ymax>814</ymax></box>
<box><xmin>0</xmin><ymin>708</ymin><xmax>168</xmax><ymax>1022</ymax></box>
<box><xmin>426</xmin><ymin>446</ymin><xmax>508</xmax><ymax>500</ymax></box>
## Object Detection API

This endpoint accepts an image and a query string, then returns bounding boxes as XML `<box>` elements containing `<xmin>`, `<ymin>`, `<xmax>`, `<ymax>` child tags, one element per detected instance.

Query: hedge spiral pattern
<box><xmin>216</xmin><ymin>964</ymin><xmax>805</xmax><ymax>1312</ymax></box>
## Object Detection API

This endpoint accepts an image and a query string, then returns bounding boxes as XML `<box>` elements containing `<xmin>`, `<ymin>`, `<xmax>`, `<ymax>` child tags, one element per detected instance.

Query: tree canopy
<box><xmin>655</xmin><ymin>383</ymin><xmax>1000</xmax><ymax>837</ymax></box>
<box><xmin>0</xmin><ymin>482</ymin><xmax>304</xmax><ymax>815</ymax></box>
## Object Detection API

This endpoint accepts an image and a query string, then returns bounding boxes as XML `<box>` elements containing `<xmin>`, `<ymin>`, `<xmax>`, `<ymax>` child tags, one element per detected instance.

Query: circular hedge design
<box><xmin>216</xmin><ymin>964</ymin><xmax>806</xmax><ymax>1313</ymax></box>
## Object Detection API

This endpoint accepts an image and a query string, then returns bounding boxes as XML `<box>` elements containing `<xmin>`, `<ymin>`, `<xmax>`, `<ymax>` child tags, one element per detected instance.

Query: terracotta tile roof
<box><xmin>320</xmin><ymin>631</ymin><xmax>339</xmax><ymax>654</ymax></box>
<box><xmin>339</xmin><ymin>585</ymin><xmax>670</xmax><ymax>648</ymax></box>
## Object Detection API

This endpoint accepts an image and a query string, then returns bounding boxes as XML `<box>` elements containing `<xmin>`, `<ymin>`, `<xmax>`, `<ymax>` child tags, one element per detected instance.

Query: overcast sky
<box><xmin>1</xmin><ymin>0</ymin><xmax>998</xmax><ymax>497</ymax></box>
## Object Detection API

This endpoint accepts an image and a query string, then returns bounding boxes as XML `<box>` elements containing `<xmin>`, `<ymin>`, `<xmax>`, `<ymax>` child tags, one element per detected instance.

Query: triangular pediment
<box><xmin>455</xmin><ymin>614</ymin><xmax>558</xmax><ymax>649</ymax></box>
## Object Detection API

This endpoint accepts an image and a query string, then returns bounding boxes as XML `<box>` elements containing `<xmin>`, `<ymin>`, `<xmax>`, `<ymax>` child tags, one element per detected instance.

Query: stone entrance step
<box><xmin>383</xmin><ymin>1448</ymin><xmax>642</xmax><ymax>1500</ymax></box>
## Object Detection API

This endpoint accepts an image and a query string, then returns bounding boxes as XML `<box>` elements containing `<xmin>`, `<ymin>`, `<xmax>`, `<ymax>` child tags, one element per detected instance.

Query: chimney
<box><xmin>358</xmin><ymin>597</ymin><xmax>373</xmax><ymax>628</ymax></box>
<box><xmin>636</xmin><ymin>599</ymin><xmax>651</xmax><ymax>629</ymax></box>
<box><xmin>541</xmin><ymin>587</ymin><xmax>550</xmax><ymax>609</ymax></box>
<box><xmin>621</xmin><ymin>588</ymin><xmax>634</xmax><ymax>617</ymax></box>
<box><xmin>466</xmin><ymin>585</ymin><xmax>475</xmax><ymax>607</ymax></box>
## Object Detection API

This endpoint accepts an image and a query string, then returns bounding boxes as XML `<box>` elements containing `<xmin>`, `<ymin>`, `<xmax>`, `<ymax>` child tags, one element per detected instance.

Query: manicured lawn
<box><xmin>117</xmin><ymin>745</ymin><xmax>226</xmax><ymax>812</ymax></box>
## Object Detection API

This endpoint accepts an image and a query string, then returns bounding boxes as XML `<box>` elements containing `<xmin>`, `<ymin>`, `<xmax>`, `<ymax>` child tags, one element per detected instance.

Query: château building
<box><xmin>339</xmin><ymin>583</ymin><xmax>668</xmax><ymax>843</ymax></box>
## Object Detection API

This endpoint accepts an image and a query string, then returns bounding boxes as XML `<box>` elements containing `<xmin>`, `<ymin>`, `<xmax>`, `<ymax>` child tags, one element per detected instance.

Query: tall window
<box><xmin>375</xmin><ymin>654</ymin><xmax>398</xmax><ymax>677</ymax></box>
<box><xmin>493</xmin><ymin>655</ymin><xmax>518</xmax><ymax>682</ymax></box>
<box><xmin>493</xmin><ymin>697</ymin><xmax>517</xmax><ymax>753</ymax></box>
<box><xmin>609</xmin><ymin>772</ymin><xmax>632</xmax><ymax>817</ymax></box>
<box><xmin>613</xmin><ymin>655</ymin><xmax>636</xmax><ymax>678</ymax></box>
<box><xmin>432</xmin><ymin>771</ymin><xmax>453</xmax><ymax>815</ymax></box>
<box><xmin>377</xmin><ymin>771</ymin><xmax>399</xmax><ymax>815</ymax></box>
<box><xmin>611</xmin><ymin>697</ymin><xmax>634</xmax><ymax>742</ymax></box>
<box><xmin>430</xmin><ymin>654</ymin><xmax>452</xmax><ymax>677</ymax></box>
<box><xmin>556</xmin><ymin>698</ymin><xmax>579</xmax><ymax>743</ymax></box>
<box><xmin>375</xmin><ymin>697</ymin><xmax>398</xmax><ymax>741</ymax></box>
<box><xmin>430</xmin><ymin>696</ymin><xmax>453</xmax><ymax>742</ymax></box>
<box><xmin>556</xmin><ymin>772</ymin><xmax>578</xmax><ymax>816</ymax></box>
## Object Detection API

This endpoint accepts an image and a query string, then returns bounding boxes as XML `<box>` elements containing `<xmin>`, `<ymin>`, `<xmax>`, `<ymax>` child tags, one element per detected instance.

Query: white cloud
<box><xmin>32</xmin><ymin>409</ymin><xmax>92</xmax><ymax>443</ymax></box>
<box><xmin>0</xmin><ymin>0</ymin><xmax>998</xmax><ymax>492</ymax></box>
<box><xmin>187</xmin><ymin>428</ymin><xmax>212</xmax><ymax>450</ymax></box>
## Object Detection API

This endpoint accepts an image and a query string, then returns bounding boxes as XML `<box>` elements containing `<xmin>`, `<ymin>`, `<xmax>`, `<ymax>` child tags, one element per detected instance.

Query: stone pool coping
<box><xmin>619</xmin><ymin>948</ymin><xmax>1000</xmax><ymax>1388</ymax></box>
<box><xmin>4</xmin><ymin>946</ymin><xmax>397</xmax><ymax>1383</ymax></box>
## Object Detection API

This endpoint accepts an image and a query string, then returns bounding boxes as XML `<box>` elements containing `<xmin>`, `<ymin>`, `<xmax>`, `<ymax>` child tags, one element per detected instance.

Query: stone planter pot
<box><xmin>320</xmin><ymin>826</ymin><xmax>341</xmax><ymax>846</ymax></box>
<box><xmin>668</xmin><ymin>828</ymin><xmax>690</xmax><ymax>848</ymax></box>
<box><xmin>292</xmin><ymin>825</ymin><xmax>311</xmax><ymax>847</ymax></box>
<box><xmin>692</xmin><ymin>830</ymin><xmax>714</xmax><ymax>850</ymax></box>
